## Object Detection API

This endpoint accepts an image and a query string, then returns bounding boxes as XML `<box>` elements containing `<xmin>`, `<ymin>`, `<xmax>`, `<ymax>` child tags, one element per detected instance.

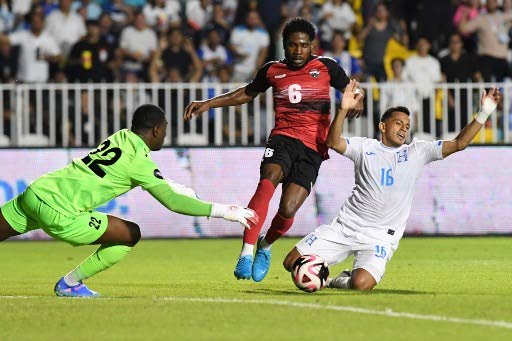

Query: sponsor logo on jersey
<box><xmin>309</xmin><ymin>69</ymin><xmax>320</xmax><ymax>78</ymax></box>
<box><xmin>154</xmin><ymin>169</ymin><xmax>163</xmax><ymax>179</ymax></box>
<box><xmin>366</xmin><ymin>151</ymin><xmax>376</xmax><ymax>156</ymax></box>
<box><xmin>274</xmin><ymin>73</ymin><xmax>287</xmax><ymax>79</ymax></box>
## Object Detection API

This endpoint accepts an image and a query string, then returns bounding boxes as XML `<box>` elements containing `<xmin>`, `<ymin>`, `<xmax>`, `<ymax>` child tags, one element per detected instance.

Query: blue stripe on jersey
<box><xmin>437</xmin><ymin>140</ymin><xmax>442</xmax><ymax>146</ymax></box>
<box><xmin>346</xmin><ymin>138</ymin><xmax>350</xmax><ymax>144</ymax></box>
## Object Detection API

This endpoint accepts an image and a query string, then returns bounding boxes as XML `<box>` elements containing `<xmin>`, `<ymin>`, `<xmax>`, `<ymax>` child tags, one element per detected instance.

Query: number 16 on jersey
<box><xmin>380</xmin><ymin>168</ymin><xmax>394</xmax><ymax>186</ymax></box>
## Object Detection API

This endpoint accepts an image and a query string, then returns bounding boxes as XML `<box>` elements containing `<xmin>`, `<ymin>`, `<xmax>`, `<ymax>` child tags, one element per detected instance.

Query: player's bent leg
<box><xmin>0</xmin><ymin>191</ymin><xmax>40</xmax><ymax>242</ymax></box>
<box><xmin>0</xmin><ymin>210</ymin><xmax>21</xmax><ymax>242</ymax></box>
<box><xmin>241</xmin><ymin>163</ymin><xmax>282</xmax><ymax>245</ymax></box>
<box><xmin>346</xmin><ymin>245</ymin><xmax>392</xmax><ymax>291</ymax></box>
<box><xmin>93</xmin><ymin>215</ymin><xmax>141</xmax><ymax>246</ymax></box>
<box><xmin>276</xmin><ymin>182</ymin><xmax>309</xmax><ymax>219</ymax></box>
<box><xmin>235</xmin><ymin>163</ymin><xmax>282</xmax><ymax>280</ymax></box>
<box><xmin>55</xmin><ymin>215</ymin><xmax>141</xmax><ymax>298</ymax></box>
<box><xmin>283</xmin><ymin>247</ymin><xmax>302</xmax><ymax>272</ymax></box>
<box><xmin>253</xmin><ymin>184</ymin><xmax>307</xmax><ymax>282</ymax></box>
<box><xmin>350</xmin><ymin>268</ymin><xmax>377</xmax><ymax>291</ymax></box>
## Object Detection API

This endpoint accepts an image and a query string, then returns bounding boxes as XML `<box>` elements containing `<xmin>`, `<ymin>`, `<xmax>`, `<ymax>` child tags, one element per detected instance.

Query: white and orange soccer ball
<box><xmin>291</xmin><ymin>254</ymin><xmax>329</xmax><ymax>293</ymax></box>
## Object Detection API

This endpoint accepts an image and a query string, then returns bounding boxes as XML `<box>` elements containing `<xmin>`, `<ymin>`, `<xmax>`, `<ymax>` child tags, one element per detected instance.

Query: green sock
<box><xmin>63</xmin><ymin>244</ymin><xmax>132</xmax><ymax>286</ymax></box>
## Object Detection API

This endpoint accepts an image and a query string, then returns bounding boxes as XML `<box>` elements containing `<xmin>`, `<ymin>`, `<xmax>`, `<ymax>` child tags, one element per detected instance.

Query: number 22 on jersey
<box><xmin>82</xmin><ymin>139</ymin><xmax>123</xmax><ymax>178</ymax></box>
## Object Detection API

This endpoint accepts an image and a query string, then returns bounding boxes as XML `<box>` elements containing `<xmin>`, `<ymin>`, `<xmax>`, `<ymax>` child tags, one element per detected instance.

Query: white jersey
<box><xmin>9</xmin><ymin>30</ymin><xmax>60</xmax><ymax>83</ymax></box>
<box><xmin>337</xmin><ymin>137</ymin><xmax>443</xmax><ymax>244</ymax></box>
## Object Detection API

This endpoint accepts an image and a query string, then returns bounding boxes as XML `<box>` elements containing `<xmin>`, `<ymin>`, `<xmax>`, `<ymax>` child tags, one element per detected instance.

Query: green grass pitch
<box><xmin>1</xmin><ymin>237</ymin><xmax>511</xmax><ymax>340</ymax></box>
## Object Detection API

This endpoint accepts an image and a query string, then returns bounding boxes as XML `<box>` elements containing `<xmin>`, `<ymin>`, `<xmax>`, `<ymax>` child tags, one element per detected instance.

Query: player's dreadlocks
<box><xmin>282</xmin><ymin>17</ymin><xmax>316</xmax><ymax>43</ymax></box>
<box><xmin>381</xmin><ymin>106</ymin><xmax>411</xmax><ymax>122</ymax></box>
<box><xmin>131</xmin><ymin>104</ymin><xmax>166</xmax><ymax>133</ymax></box>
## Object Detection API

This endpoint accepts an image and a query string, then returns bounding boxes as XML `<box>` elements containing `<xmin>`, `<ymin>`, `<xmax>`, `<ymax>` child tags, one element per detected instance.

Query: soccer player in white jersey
<box><xmin>283</xmin><ymin>79</ymin><xmax>500</xmax><ymax>291</ymax></box>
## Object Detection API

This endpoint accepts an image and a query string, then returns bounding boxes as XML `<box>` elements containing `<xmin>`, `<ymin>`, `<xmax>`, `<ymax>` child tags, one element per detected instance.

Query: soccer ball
<box><xmin>291</xmin><ymin>254</ymin><xmax>329</xmax><ymax>293</ymax></box>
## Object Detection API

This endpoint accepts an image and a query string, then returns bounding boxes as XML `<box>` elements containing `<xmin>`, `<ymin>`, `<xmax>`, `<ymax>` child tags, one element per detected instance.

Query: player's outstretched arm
<box><xmin>441</xmin><ymin>87</ymin><xmax>499</xmax><ymax>158</ymax></box>
<box><xmin>327</xmin><ymin>79</ymin><xmax>364</xmax><ymax>154</ymax></box>
<box><xmin>147</xmin><ymin>180</ymin><xmax>258</xmax><ymax>229</ymax></box>
<box><xmin>183</xmin><ymin>86</ymin><xmax>259</xmax><ymax>121</ymax></box>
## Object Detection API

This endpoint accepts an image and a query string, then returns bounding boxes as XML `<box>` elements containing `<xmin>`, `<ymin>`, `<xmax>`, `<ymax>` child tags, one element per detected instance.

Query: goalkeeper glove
<box><xmin>210</xmin><ymin>204</ymin><xmax>259</xmax><ymax>229</ymax></box>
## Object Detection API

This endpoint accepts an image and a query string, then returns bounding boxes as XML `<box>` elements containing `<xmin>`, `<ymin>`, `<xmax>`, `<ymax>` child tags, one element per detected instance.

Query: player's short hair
<box><xmin>282</xmin><ymin>17</ymin><xmax>316</xmax><ymax>43</ymax></box>
<box><xmin>381</xmin><ymin>106</ymin><xmax>410</xmax><ymax>122</ymax></box>
<box><xmin>131</xmin><ymin>104</ymin><xmax>166</xmax><ymax>132</ymax></box>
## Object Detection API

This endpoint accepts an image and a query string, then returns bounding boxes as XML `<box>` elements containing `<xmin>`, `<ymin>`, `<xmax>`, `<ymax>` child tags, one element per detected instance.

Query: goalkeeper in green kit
<box><xmin>0</xmin><ymin>104</ymin><xmax>258</xmax><ymax>298</ymax></box>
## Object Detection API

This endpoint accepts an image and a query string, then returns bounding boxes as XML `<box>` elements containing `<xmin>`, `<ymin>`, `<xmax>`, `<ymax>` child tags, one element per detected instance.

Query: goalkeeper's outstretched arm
<box><xmin>147</xmin><ymin>179</ymin><xmax>258</xmax><ymax>229</ymax></box>
<box><xmin>441</xmin><ymin>87</ymin><xmax>500</xmax><ymax>158</ymax></box>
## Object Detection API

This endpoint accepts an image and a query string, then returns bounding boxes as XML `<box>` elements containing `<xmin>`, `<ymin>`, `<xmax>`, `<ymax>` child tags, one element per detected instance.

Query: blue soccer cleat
<box><xmin>252</xmin><ymin>237</ymin><xmax>271</xmax><ymax>282</ymax></box>
<box><xmin>234</xmin><ymin>255</ymin><xmax>253</xmax><ymax>280</ymax></box>
<box><xmin>54</xmin><ymin>277</ymin><xmax>100</xmax><ymax>298</ymax></box>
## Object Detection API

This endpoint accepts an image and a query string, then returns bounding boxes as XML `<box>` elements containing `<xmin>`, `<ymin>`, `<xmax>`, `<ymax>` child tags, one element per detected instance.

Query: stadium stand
<box><xmin>0</xmin><ymin>0</ymin><xmax>510</xmax><ymax>146</ymax></box>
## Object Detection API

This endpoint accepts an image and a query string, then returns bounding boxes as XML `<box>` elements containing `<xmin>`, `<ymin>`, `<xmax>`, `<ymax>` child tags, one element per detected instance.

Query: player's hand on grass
<box><xmin>184</xmin><ymin>100</ymin><xmax>210</xmax><ymax>121</ymax></box>
<box><xmin>210</xmin><ymin>204</ymin><xmax>259</xmax><ymax>229</ymax></box>
<box><xmin>342</xmin><ymin>79</ymin><xmax>364</xmax><ymax>118</ymax></box>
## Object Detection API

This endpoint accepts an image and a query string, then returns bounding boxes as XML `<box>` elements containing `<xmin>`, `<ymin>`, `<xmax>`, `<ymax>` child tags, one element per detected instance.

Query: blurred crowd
<box><xmin>1</xmin><ymin>0</ymin><xmax>512</xmax><ymax>86</ymax></box>
<box><xmin>1</xmin><ymin>0</ymin><xmax>512</xmax><ymax>145</ymax></box>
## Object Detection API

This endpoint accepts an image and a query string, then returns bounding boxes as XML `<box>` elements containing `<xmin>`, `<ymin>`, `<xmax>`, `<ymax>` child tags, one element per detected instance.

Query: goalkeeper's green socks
<box><xmin>63</xmin><ymin>244</ymin><xmax>132</xmax><ymax>286</ymax></box>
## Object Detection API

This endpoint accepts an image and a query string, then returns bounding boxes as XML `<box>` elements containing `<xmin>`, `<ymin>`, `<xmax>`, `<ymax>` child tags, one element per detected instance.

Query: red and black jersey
<box><xmin>246</xmin><ymin>55</ymin><xmax>349</xmax><ymax>159</ymax></box>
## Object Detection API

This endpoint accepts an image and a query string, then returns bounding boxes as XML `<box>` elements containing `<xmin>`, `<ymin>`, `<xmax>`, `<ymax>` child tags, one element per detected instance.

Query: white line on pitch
<box><xmin>1</xmin><ymin>295</ymin><xmax>511</xmax><ymax>330</ymax></box>
<box><xmin>160</xmin><ymin>297</ymin><xmax>512</xmax><ymax>330</ymax></box>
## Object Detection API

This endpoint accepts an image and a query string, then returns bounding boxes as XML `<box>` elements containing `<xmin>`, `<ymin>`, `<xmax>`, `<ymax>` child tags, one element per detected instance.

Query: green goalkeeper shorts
<box><xmin>1</xmin><ymin>188</ymin><xmax>108</xmax><ymax>246</ymax></box>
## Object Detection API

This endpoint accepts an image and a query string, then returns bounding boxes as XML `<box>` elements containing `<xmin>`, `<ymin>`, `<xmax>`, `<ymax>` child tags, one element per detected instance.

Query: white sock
<box><xmin>63</xmin><ymin>270</ymin><xmax>82</xmax><ymax>286</ymax></box>
<box><xmin>240</xmin><ymin>243</ymin><xmax>254</xmax><ymax>257</ymax></box>
<box><xmin>258</xmin><ymin>235</ymin><xmax>272</xmax><ymax>251</ymax></box>
<box><xmin>327</xmin><ymin>276</ymin><xmax>351</xmax><ymax>289</ymax></box>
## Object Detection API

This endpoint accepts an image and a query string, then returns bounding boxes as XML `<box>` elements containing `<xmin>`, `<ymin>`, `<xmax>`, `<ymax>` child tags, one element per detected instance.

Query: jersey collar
<box><xmin>377</xmin><ymin>141</ymin><xmax>403</xmax><ymax>152</ymax></box>
<box><xmin>282</xmin><ymin>55</ymin><xmax>316</xmax><ymax>70</ymax></box>
<box><xmin>128</xmin><ymin>129</ymin><xmax>151</xmax><ymax>153</ymax></box>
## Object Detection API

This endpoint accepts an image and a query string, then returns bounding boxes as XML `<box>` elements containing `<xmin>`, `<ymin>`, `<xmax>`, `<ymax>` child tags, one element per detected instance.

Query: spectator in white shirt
<box><xmin>402</xmin><ymin>37</ymin><xmax>442</xmax><ymax>136</ymax></box>
<box><xmin>186</xmin><ymin>0</ymin><xmax>212</xmax><ymax>32</ymax></box>
<box><xmin>229</xmin><ymin>10</ymin><xmax>269</xmax><ymax>82</ymax></box>
<box><xmin>45</xmin><ymin>0</ymin><xmax>86</xmax><ymax>57</ymax></box>
<box><xmin>118</xmin><ymin>10</ymin><xmax>158</xmax><ymax>80</ymax></box>
<box><xmin>12</xmin><ymin>0</ymin><xmax>32</xmax><ymax>29</ymax></box>
<box><xmin>143</xmin><ymin>0</ymin><xmax>181</xmax><ymax>33</ymax></box>
<box><xmin>0</xmin><ymin>13</ymin><xmax>61</xmax><ymax>83</ymax></box>
<box><xmin>319</xmin><ymin>0</ymin><xmax>356</xmax><ymax>43</ymax></box>
<box><xmin>380</xmin><ymin>58</ymin><xmax>419</xmax><ymax>130</ymax></box>
<box><xmin>198</xmin><ymin>28</ymin><xmax>231</xmax><ymax>82</ymax></box>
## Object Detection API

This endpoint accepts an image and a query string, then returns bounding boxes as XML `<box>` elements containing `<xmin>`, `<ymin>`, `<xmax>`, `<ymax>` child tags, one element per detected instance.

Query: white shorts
<box><xmin>295</xmin><ymin>221</ymin><xmax>397</xmax><ymax>283</ymax></box>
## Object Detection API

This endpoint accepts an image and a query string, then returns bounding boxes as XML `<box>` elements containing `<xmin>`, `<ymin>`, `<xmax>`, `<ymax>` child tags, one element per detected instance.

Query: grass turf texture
<box><xmin>1</xmin><ymin>237</ymin><xmax>511</xmax><ymax>340</ymax></box>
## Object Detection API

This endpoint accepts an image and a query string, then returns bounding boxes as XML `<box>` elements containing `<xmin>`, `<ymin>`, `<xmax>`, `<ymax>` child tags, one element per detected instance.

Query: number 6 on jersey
<box><xmin>288</xmin><ymin>84</ymin><xmax>302</xmax><ymax>103</ymax></box>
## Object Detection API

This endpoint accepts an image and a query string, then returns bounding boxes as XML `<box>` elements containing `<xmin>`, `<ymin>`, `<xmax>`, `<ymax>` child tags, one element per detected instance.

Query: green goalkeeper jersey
<box><xmin>30</xmin><ymin>129</ymin><xmax>168</xmax><ymax>216</ymax></box>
